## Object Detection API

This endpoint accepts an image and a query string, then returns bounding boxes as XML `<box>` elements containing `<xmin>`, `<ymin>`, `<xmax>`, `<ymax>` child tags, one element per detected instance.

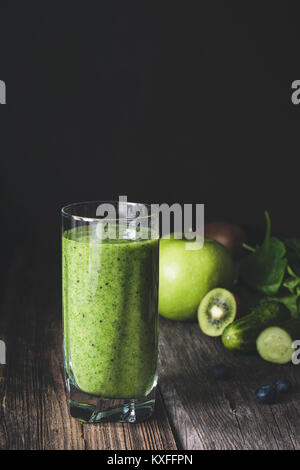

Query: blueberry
<box><xmin>211</xmin><ymin>364</ymin><xmax>230</xmax><ymax>380</ymax></box>
<box><xmin>254</xmin><ymin>385</ymin><xmax>277</xmax><ymax>404</ymax></box>
<box><xmin>275</xmin><ymin>379</ymin><xmax>292</xmax><ymax>393</ymax></box>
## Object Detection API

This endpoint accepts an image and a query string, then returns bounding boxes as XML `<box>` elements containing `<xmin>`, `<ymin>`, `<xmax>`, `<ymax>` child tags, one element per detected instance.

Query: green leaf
<box><xmin>283</xmin><ymin>276</ymin><xmax>300</xmax><ymax>293</ymax></box>
<box><xmin>271</xmin><ymin>294</ymin><xmax>300</xmax><ymax>318</ymax></box>
<box><xmin>239</xmin><ymin>212</ymin><xmax>287</xmax><ymax>295</ymax></box>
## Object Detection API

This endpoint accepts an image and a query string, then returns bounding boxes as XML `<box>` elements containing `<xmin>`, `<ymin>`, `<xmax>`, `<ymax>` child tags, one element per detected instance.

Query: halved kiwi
<box><xmin>198</xmin><ymin>288</ymin><xmax>237</xmax><ymax>337</ymax></box>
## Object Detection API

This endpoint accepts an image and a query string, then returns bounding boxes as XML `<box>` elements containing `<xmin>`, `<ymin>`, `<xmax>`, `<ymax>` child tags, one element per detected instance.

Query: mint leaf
<box><xmin>239</xmin><ymin>212</ymin><xmax>287</xmax><ymax>295</ymax></box>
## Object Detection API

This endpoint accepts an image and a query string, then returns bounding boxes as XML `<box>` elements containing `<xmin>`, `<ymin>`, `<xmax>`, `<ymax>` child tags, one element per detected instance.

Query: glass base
<box><xmin>68</xmin><ymin>383</ymin><xmax>156</xmax><ymax>423</ymax></box>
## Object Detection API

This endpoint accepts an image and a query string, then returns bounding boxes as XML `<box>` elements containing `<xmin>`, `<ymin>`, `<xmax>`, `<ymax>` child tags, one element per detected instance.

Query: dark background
<box><xmin>1</xmin><ymin>1</ymin><xmax>300</xmax><ymax>258</ymax></box>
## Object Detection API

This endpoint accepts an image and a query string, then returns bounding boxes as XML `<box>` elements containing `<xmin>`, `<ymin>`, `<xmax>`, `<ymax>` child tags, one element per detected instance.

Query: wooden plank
<box><xmin>0</xmin><ymin>243</ymin><xmax>177</xmax><ymax>450</ymax></box>
<box><xmin>0</xmin><ymin>245</ymin><xmax>84</xmax><ymax>450</ymax></box>
<box><xmin>158</xmin><ymin>317</ymin><xmax>300</xmax><ymax>450</ymax></box>
<box><xmin>81</xmin><ymin>389</ymin><xmax>177</xmax><ymax>450</ymax></box>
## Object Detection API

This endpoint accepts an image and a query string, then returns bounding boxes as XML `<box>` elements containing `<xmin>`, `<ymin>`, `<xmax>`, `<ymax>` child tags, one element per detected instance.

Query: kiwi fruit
<box><xmin>198</xmin><ymin>288</ymin><xmax>237</xmax><ymax>337</ymax></box>
<box><xmin>204</xmin><ymin>222</ymin><xmax>246</xmax><ymax>259</ymax></box>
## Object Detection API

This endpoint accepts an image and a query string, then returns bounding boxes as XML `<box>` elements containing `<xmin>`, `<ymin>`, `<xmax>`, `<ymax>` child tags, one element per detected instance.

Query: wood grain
<box><xmin>0</xmin><ymin>242</ymin><xmax>176</xmax><ymax>450</ymax></box>
<box><xmin>159</xmin><ymin>317</ymin><xmax>300</xmax><ymax>450</ymax></box>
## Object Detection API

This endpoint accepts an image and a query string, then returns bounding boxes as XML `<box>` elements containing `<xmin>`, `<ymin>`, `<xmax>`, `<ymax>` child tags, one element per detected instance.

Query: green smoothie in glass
<box><xmin>62</xmin><ymin>222</ymin><xmax>159</xmax><ymax>404</ymax></box>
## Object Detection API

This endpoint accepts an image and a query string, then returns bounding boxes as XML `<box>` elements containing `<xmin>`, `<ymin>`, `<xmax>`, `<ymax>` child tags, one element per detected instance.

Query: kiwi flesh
<box><xmin>198</xmin><ymin>288</ymin><xmax>237</xmax><ymax>337</ymax></box>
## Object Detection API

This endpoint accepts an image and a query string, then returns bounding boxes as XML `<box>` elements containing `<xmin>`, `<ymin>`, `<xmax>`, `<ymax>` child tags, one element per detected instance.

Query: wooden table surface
<box><xmin>1</xmin><ymin>239</ymin><xmax>300</xmax><ymax>450</ymax></box>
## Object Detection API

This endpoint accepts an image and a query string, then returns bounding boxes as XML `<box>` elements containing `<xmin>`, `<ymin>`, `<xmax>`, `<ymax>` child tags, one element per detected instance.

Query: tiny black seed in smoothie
<box><xmin>92</xmin><ymin>344</ymin><xmax>94</xmax><ymax>347</ymax></box>
<box><xmin>99</xmin><ymin>320</ymin><xmax>103</xmax><ymax>323</ymax></box>
<box><xmin>117</xmin><ymin>258</ymin><xmax>120</xmax><ymax>261</ymax></box>
<box><xmin>105</xmin><ymin>282</ymin><xmax>109</xmax><ymax>286</ymax></box>
<box><xmin>82</xmin><ymin>314</ymin><xmax>85</xmax><ymax>318</ymax></box>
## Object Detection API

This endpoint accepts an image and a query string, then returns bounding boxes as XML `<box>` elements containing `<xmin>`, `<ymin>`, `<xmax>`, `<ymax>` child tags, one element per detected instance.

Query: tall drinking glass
<box><xmin>62</xmin><ymin>201</ymin><xmax>159</xmax><ymax>423</ymax></box>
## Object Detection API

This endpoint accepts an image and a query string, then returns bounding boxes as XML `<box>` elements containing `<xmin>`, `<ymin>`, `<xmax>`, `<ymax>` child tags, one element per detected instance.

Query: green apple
<box><xmin>159</xmin><ymin>236</ymin><xmax>234</xmax><ymax>321</ymax></box>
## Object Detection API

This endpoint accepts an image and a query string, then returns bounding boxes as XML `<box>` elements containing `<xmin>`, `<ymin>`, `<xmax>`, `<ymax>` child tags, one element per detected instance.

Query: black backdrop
<box><xmin>1</xmin><ymin>1</ymin><xmax>300</xmax><ymax>257</ymax></box>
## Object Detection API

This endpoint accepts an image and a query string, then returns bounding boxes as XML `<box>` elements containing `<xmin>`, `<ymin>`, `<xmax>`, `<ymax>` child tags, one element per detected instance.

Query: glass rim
<box><xmin>61</xmin><ymin>200</ymin><xmax>158</xmax><ymax>222</ymax></box>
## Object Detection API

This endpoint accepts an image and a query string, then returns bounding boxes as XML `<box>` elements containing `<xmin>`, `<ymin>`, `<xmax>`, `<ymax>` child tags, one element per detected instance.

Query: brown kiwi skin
<box><xmin>233</xmin><ymin>292</ymin><xmax>251</xmax><ymax>319</ymax></box>
<box><xmin>233</xmin><ymin>293</ymin><xmax>241</xmax><ymax>319</ymax></box>
<box><xmin>205</xmin><ymin>222</ymin><xmax>246</xmax><ymax>260</ymax></box>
